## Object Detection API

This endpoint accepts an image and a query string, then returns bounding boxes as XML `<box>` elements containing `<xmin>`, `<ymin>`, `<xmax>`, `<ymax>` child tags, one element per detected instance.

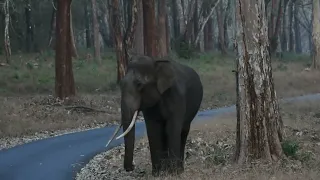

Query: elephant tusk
<box><xmin>105</xmin><ymin>124</ymin><xmax>122</xmax><ymax>148</ymax></box>
<box><xmin>115</xmin><ymin>110</ymin><xmax>138</xmax><ymax>140</ymax></box>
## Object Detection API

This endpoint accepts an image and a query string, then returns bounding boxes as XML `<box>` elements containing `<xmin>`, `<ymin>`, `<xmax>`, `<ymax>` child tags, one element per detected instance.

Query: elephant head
<box><xmin>105</xmin><ymin>55</ymin><xmax>175</xmax><ymax>171</ymax></box>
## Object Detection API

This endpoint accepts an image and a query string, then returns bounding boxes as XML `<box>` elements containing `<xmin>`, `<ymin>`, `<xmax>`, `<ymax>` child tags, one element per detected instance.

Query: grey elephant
<box><xmin>106</xmin><ymin>55</ymin><xmax>203</xmax><ymax>176</ymax></box>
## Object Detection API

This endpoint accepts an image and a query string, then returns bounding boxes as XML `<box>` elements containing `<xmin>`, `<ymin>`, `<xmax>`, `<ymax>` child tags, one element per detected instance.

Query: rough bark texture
<box><xmin>110</xmin><ymin>0</ymin><xmax>137</xmax><ymax>82</ymax></box>
<box><xmin>55</xmin><ymin>0</ymin><xmax>76</xmax><ymax>99</ymax></box>
<box><xmin>158</xmin><ymin>0</ymin><xmax>168</xmax><ymax>57</ymax></box>
<box><xmin>235</xmin><ymin>0</ymin><xmax>283</xmax><ymax>164</ymax></box>
<box><xmin>143</xmin><ymin>0</ymin><xmax>158</xmax><ymax>57</ymax></box>
<box><xmin>312</xmin><ymin>0</ymin><xmax>320</xmax><ymax>69</ymax></box>
<box><xmin>4</xmin><ymin>0</ymin><xmax>11</xmax><ymax>63</ymax></box>
<box><xmin>110</xmin><ymin>0</ymin><xmax>126</xmax><ymax>82</ymax></box>
<box><xmin>91</xmin><ymin>0</ymin><xmax>101</xmax><ymax>62</ymax></box>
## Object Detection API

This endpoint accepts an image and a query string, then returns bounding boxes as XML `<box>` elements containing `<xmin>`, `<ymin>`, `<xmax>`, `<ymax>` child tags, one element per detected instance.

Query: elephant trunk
<box><xmin>121</xmin><ymin>94</ymin><xmax>140</xmax><ymax>172</ymax></box>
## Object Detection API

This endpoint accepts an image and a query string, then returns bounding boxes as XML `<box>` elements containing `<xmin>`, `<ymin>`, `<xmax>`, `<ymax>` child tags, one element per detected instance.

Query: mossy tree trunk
<box><xmin>234</xmin><ymin>0</ymin><xmax>284</xmax><ymax>164</ymax></box>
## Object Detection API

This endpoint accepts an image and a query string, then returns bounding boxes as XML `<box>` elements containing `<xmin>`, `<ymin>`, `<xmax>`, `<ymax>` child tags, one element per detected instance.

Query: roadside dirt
<box><xmin>76</xmin><ymin>101</ymin><xmax>320</xmax><ymax>180</ymax></box>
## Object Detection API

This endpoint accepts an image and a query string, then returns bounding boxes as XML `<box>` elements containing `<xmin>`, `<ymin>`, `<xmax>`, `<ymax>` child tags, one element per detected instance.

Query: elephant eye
<box><xmin>135</xmin><ymin>80</ymin><xmax>143</xmax><ymax>89</ymax></box>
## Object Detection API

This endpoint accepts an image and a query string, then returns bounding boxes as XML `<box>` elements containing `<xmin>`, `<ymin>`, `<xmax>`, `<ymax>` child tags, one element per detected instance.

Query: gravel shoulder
<box><xmin>76</xmin><ymin>101</ymin><xmax>320</xmax><ymax>180</ymax></box>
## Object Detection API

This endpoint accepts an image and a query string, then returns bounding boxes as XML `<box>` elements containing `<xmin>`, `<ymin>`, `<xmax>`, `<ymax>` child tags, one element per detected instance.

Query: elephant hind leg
<box><xmin>180</xmin><ymin>123</ymin><xmax>191</xmax><ymax>169</ymax></box>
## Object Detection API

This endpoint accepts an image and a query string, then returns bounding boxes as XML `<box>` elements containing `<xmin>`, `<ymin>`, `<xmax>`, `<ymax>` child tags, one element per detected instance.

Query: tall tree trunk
<box><xmin>171</xmin><ymin>0</ymin><xmax>180</xmax><ymax>38</ymax></box>
<box><xmin>4</xmin><ymin>0</ymin><xmax>11</xmax><ymax>64</ymax></box>
<box><xmin>293</xmin><ymin>2</ymin><xmax>302</xmax><ymax>53</ymax></box>
<box><xmin>217</xmin><ymin>0</ymin><xmax>227</xmax><ymax>54</ymax></box>
<box><xmin>281</xmin><ymin>0</ymin><xmax>290</xmax><ymax>52</ymax></box>
<box><xmin>84</xmin><ymin>0</ymin><xmax>92</xmax><ymax>48</ymax></box>
<box><xmin>143</xmin><ymin>0</ymin><xmax>158</xmax><ymax>57</ymax></box>
<box><xmin>312</xmin><ymin>0</ymin><xmax>320</xmax><ymax>69</ymax></box>
<box><xmin>234</xmin><ymin>0</ymin><xmax>283</xmax><ymax>163</ymax></box>
<box><xmin>25</xmin><ymin>0</ymin><xmax>34</xmax><ymax>52</ymax></box>
<box><xmin>55</xmin><ymin>0</ymin><xmax>76</xmax><ymax>99</ymax></box>
<box><xmin>111</xmin><ymin>0</ymin><xmax>126</xmax><ymax>82</ymax></box>
<box><xmin>158</xmin><ymin>0</ymin><xmax>168</xmax><ymax>57</ymax></box>
<box><xmin>69</xmin><ymin>11</ymin><xmax>78</xmax><ymax>58</ymax></box>
<box><xmin>91</xmin><ymin>0</ymin><xmax>101</xmax><ymax>62</ymax></box>
<box><xmin>288</xmin><ymin>0</ymin><xmax>294</xmax><ymax>52</ymax></box>
<box><xmin>133</xmin><ymin>0</ymin><xmax>144</xmax><ymax>54</ymax></box>
<box><xmin>48</xmin><ymin>0</ymin><xmax>57</xmax><ymax>49</ymax></box>
<box><xmin>175</xmin><ymin>0</ymin><xmax>185</xmax><ymax>36</ymax></box>
<box><xmin>223</xmin><ymin>0</ymin><xmax>231</xmax><ymax>48</ymax></box>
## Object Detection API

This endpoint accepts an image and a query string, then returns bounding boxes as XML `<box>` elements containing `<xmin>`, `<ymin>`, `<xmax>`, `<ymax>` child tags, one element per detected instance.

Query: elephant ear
<box><xmin>154</xmin><ymin>58</ymin><xmax>175</xmax><ymax>94</ymax></box>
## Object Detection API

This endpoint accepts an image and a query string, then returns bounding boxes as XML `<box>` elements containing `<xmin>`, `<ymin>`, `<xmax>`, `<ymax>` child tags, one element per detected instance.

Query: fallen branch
<box><xmin>65</xmin><ymin>106</ymin><xmax>108</xmax><ymax>113</ymax></box>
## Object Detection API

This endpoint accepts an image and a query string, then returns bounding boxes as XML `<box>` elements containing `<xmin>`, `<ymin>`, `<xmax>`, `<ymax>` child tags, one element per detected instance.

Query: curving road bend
<box><xmin>1</xmin><ymin>93</ymin><xmax>320</xmax><ymax>180</ymax></box>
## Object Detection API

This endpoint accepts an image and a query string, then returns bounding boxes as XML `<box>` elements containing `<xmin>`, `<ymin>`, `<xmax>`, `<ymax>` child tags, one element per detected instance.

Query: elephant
<box><xmin>106</xmin><ymin>55</ymin><xmax>203</xmax><ymax>176</ymax></box>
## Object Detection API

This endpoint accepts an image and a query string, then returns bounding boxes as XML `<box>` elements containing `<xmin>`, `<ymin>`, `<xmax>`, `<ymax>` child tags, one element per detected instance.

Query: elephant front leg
<box><xmin>166</xmin><ymin>120</ymin><xmax>184</xmax><ymax>175</ymax></box>
<box><xmin>145</xmin><ymin>118</ymin><xmax>167</xmax><ymax>176</ymax></box>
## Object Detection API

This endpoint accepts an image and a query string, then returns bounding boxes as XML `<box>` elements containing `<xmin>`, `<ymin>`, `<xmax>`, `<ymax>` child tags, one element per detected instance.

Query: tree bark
<box><xmin>234</xmin><ymin>0</ymin><xmax>283</xmax><ymax>163</ymax></box>
<box><xmin>133</xmin><ymin>0</ymin><xmax>144</xmax><ymax>54</ymax></box>
<box><xmin>293</xmin><ymin>2</ymin><xmax>302</xmax><ymax>53</ymax></box>
<box><xmin>48</xmin><ymin>0</ymin><xmax>57</xmax><ymax>49</ymax></box>
<box><xmin>158</xmin><ymin>0</ymin><xmax>168</xmax><ymax>57</ymax></box>
<box><xmin>143</xmin><ymin>0</ymin><xmax>158</xmax><ymax>57</ymax></box>
<box><xmin>4</xmin><ymin>0</ymin><xmax>11</xmax><ymax>64</ymax></box>
<box><xmin>312</xmin><ymin>0</ymin><xmax>320</xmax><ymax>69</ymax></box>
<box><xmin>91</xmin><ymin>0</ymin><xmax>101</xmax><ymax>62</ymax></box>
<box><xmin>281</xmin><ymin>0</ymin><xmax>290</xmax><ymax>52</ymax></box>
<box><xmin>55</xmin><ymin>0</ymin><xmax>76</xmax><ymax>99</ymax></box>
<box><xmin>288</xmin><ymin>0</ymin><xmax>294</xmax><ymax>52</ymax></box>
<box><xmin>69</xmin><ymin>11</ymin><xmax>78</xmax><ymax>58</ymax></box>
<box><xmin>217</xmin><ymin>0</ymin><xmax>227</xmax><ymax>54</ymax></box>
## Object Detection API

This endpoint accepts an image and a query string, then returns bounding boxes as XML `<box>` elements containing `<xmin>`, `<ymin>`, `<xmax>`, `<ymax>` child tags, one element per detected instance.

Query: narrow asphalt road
<box><xmin>1</xmin><ymin>93</ymin><xmax>320</xmax><ymax>180</ymax></box>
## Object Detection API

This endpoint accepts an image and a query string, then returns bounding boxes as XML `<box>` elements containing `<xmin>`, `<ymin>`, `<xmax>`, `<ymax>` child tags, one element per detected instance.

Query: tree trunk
<box><xmin>293</xmin><ymin>2</ymin><xmax>302</xmax><ymax>53</ymax></box>
<box><xmin>223</xmin><ymin>0</ymin><xmax>232</xmax><ymax>48</ymax></box>
<box><xmin>111</xmin><ymin>0</ymin><xmax>138</xmax><ymax>82</ymax></box>
<box><xmin>48</xmin><ymin>0</ymin><xmax>57</xmax><ymax>49</ymax></box>
<box><xmin>69</xmin><ymin>11</ymin><xmax>78</xmax><ymax>58</ymax></box>
<box><xmin>143</xmin><ymin>0</ymin><xmax>158</xmax><ymax>57</ymax></box>
<box><xmin>288</xmin><ymin>0</ymin><xmax>294</xmax><ymax>52</ymax></box>
<box><xmin>25</xmin><ymin>0</ymin><xmax>35</xmax><ymax>52</ymax></box>
<box><xmin>171</xmin><ymin>0</ymin><xmax>180</xmax><ymax>38</ymax></box>
<box><xmin>158</xmin><ymin>0</ymin><xmax>168</xmax><ymax>57</ymax></box>
<box><xmin>281</xmin><ymin>0</ymin><xmax>290</xmax><ymax>52</ymax></box>
<box><xmin>4</xmin><ymin>0</ymin><xmax>11</xmax><ymax>64</ymax></box>
<box><xmin>111</xmin><ymin>0</ymin><xmax>126</xmax><ymax>82</ymax></box>
<box><xmin>312</xmin><ymin>0</ymin><xmax>320</xmax><ymax>69</ymax></box>
<box><xmin>55</xmin><ymin>0</ymin><xmax>76</xmax><ymax>99</ymax></box>
<box><xmin>216</xmin><ymin>0</ymin><xmax>227</xmax><ymax>54</ymax></box>
<box><xmin>234</xmin><ymin>0</ymin><xmax>283</xmax><ymax>163</ymax></box>
<box><xmin>84</xmin><ymin>0</ymin><xmax>92</xmax><ymax>48</ymax></box>
<box><xmin>91</xmin><ymin>0</ymin><xmax>101</xmax><ymax>62</ymax></box>
<box><xmin>133</xmin><ymin>0</ymin><xmax>144</xmax><ymax>54</ymax></box>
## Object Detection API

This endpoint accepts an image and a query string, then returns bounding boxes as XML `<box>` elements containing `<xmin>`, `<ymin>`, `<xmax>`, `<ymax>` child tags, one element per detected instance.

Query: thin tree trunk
<box><xmin>235</xmin><ymin>0</ymin><xmax>283</xmax><ymax>163</ymax></box>
<box><xmin>84</xmin><ymin>0</ymin><xmax>92</xmax><ymax>48</ymax></box>
<box><xmin>55</xmin><ymin>0</ymin><xmax>76</xmax><ymax>99</ymax></box>
<box><xmin>48</xmin><ymin>0</ymin><xmax>57</xmax><ymax>49</ymax></box>
<box><xmin>4</xmin><ymin>0</ymin><xmax>11</xmax><ymax>64</ymax></box>
<box><xmin>217</xmin><ymin>0</ymin><xmax>227</xmax><ymax>54</ymax></box>
<box><xmin>143</xmin><ymin>0</ymin><xmax>158</xmax><ymax>57</ymax></box>
<box><xmin>312</xmin><ymin>0</ymin><xmax>320</xmax><ymax>69</ymax></box>
<box><xmin>281</xmin><ymin>0</ymin><xmax>290</xmax><ymax>52</ymax></box>
<box><xmin>293</xmin><ymin>2</ymin><xmax>302</xmax><ymax>53</ymax></box>
<box><xmin>69</xmin><ymin>11</ymin><xmax>78</xmax><ymax>58</ymax></box>
<box><xmin>91</xmin><ymin>0</ymin><xmax>101</xmax><ymax>62</ymax></box>
<box><xmin>25</xmin><ymin>0</ymin><xmax>34</xmax><ymax>52</ymax></box>
<box><xmin>288</xmin><ymin>0</ymin><xmax>294</xmax><ymax>52</ymax></box>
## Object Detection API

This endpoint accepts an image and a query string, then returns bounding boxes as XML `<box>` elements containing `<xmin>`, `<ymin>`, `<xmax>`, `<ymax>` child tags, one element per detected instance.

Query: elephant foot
<box><xmin>124</xmin><ymin>164</ymin><xmax>135</xmax><ymax>172</ymax></box>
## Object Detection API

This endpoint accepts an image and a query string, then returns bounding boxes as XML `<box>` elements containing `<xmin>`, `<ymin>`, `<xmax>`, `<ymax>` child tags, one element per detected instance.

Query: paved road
<box><xmin>1</xmin><ymin>93</ymin><xmax>320</xmax><ymax>180</ymax></box>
